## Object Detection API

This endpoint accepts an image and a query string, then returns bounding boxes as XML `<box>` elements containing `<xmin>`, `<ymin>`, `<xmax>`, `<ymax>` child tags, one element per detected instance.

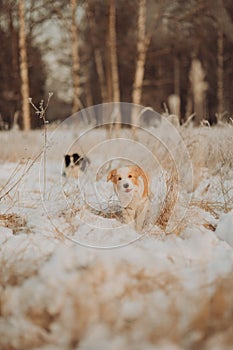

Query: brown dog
<box><xmin>107</xmin><ymin>165</ymin><xmax>150</xmax><ymax>231</ymax></box>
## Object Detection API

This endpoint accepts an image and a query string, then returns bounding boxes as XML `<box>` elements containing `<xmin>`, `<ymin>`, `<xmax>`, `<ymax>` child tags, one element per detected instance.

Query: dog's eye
<box><xmin>118</xmin><ymin>177</ymin><xmax>122</xmax><ymax>181</ymax></box>
<box><xmin>128</xmin><ymin>174</ymin><xmax>132</xmax><ymax>178</ymax></box>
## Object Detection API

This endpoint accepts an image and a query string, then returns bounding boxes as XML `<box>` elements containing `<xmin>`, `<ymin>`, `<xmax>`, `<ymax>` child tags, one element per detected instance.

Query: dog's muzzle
<box><xmin>122</xmin><ymin>181</ymin><xmax>132</xmax><ymax>193</ymax></box>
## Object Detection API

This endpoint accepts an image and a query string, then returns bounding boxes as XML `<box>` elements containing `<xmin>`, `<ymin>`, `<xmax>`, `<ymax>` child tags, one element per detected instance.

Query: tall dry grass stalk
<box><xmin>156</xmin><ymin>168</ymin><xmax>179</xmax><ymax>232</ymax></box>
<box><xmin>0</xmin><ymin>153</ymin><xmax>42</xmax><ymax>202</ymax></box>
<box><xmin>29</xmin><ymin>93</ymin><xmax>53</xmax><ymax>195</ymax></box>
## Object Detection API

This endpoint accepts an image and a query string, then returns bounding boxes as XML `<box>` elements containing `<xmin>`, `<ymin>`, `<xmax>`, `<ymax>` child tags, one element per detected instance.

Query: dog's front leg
<box><xmin>122</xmin><ymin>207</ymin><xmax>135</xmax><ymax>227</ymax></box>
<box><xmin>135</xmin><ymin>203</ymin><xmax>150</xmax><ymax>232</ymax></box>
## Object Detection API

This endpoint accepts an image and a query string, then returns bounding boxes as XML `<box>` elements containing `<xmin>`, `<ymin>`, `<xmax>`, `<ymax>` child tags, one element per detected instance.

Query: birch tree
<box><xmin>108</xmin><ymin>0</ymin><xmax>121</xmax><ymax>126</ymax></box>
<box><xmin>131</xmin><ymin>0</ymin><xmax>148</xmax><ymax>130</ymax></box>
<box><xmin>132</xmin><ymin>0</ymin><xmax>148</xmax><ymax>108</ymax></box>
<box><xmin>70</xmin><ymin>0</ymin><xmax>80</xmax><ymax>114</ymax></box>
<box><xmin>189</xmin><ymin>58</ymin><xmax>208</xmax><ymax>124</ymax></box>
<box><xmin>131</xmin><ymin>0</ymin><xmax>161</xmax><ymax>127</ymax></box>
<box><xmin>18</xmin><ymin>0</ymin><xmax>31</xmax><ymax>130</ymax></box>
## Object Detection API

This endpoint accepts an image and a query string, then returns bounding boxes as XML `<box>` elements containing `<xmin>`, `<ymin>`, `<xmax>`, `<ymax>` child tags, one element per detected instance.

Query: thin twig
<box><xmin>29</xmin><ymin>93</ymin><xmax>53</xmax><ymax>194</ymax></box>
<box><xmin>0</xmin><ymin>151</ymin><xmax>43</xmax><ymax>201</ymax></box>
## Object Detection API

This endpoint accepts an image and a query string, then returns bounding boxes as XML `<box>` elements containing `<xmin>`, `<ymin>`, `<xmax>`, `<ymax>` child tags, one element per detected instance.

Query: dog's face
<box><xmin>107</xmin><ymin>166</ymin><xmax>148</xmax><ymax>203</ymax></box>
<box><xmin>64</xmin><ymin>153</ymin><xmax>81</xmax><ymax>168</ymax></box>
<box><xmin>63</xmin><ymin>153</ymin><xmax>90</xmax><ymax>177</ymax></box>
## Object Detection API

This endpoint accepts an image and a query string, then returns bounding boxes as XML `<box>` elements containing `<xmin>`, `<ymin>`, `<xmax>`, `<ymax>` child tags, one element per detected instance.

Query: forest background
<box><xmin>0</xmin><ymin>0</ymin><xmax>232</xmax><ymax>130</ymax></box>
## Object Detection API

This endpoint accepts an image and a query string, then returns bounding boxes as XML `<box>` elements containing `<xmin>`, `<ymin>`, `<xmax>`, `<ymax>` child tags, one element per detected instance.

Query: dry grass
<box><xmin>0</xmin><ymin>130</ymin><xmax>43</xmax><ymax>162</ymax></box>
<box><xmin>151</xmin><ymin>125</ymin><xmax>233</xmax><ymax>234</ymax></box>
<box><xmin>1</xmin><ymin>124</ymin><xmax>233</xmax><ymax>238</ymax></box>
<box><xmin>0</xmin><ymin>247</ymin><xmax>233</xmax><ymax>350</ymax></box>
<box><xmin>186</xmin><ymin>276</ymin><xmax>233</xmax><ymax>350</ymax></box>
<box><xmin>182</xmin><ymin>126</ymin><xmax>233</xmax><ymax>184</ymax></box>
<box><xmin>1</xmin><ymin>124</ymin><xmax>233</xmax><ymax>349</ymax></box>
<box><xmin>0</xmin><ymin>213</ymin><xmax>30</xmax><ymax>234</ymax></box>
<box><xmin>156</xmin><ymin>169</ymin><xmax>179</xmax><ymax>232</ymax></box>
<box><xmin>1</xmin><ymin>121</ymin><xmax>233</xmax><ymax>349</ymax></box>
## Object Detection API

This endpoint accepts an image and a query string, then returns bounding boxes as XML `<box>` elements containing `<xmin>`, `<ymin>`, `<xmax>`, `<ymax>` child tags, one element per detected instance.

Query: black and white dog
<box><xmin>63</xmin><ymin>153</ymin><xmax>90</xmax><ymax>177</ymax></box>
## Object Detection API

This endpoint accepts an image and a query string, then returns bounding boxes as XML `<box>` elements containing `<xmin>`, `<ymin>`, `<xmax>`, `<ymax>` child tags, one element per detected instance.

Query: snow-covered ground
<box><xmin>1</xmin><ymin>122</ymin><xmax>233</xmax><ymax>350</ymax></box>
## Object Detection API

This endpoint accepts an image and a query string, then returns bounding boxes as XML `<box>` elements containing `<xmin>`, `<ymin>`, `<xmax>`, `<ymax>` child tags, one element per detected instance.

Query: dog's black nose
<box><xmin>123</xmin><ymin>183</ymin><xmax>129</xmax><ymax>188</ymax></box>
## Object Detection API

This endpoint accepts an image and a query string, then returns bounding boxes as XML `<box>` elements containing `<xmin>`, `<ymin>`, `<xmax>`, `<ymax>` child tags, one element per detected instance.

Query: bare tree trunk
<box><xmin>70</xmin><ymin>0</ymin><xmax>80</xmax><ymax>114</ymax></box>
<box><xmin>83</xmin><ymin>70</ymin><xmax>93</xmax><ymax>124</ymax></box>
<box><xmin>8</xmin><ymin>6</ymin><xmax>18</xmax><ymax>84</ymax></box>
<box><xmin>185</xmin><ymin>92</ymin><xmax>193</xmax><ymax>121</ymax></box>
<box><xmin>95</xmin><ymin>50</ymin><xmax>108</xmax><ymax>103</ymax></box>
<box><xmin>106</xmin><ymin>50</ymin><xmax>113</xmax><ymax>102</ymax></box>
<box><xmin>131</xmin><ymin>0</ymin><xmax>151</xmax><ymax>132</ymax></box>
<box><xmin>189</xmin><ymin>58</ymin><xmax>208</xmax><ymax>124</ymax></box>
<box><xmin>132</xmin><ymin>0</ymin><xmax>148</xmax><ymax>106</ymax></box>
<box><xmin>87</xmin><ymin>6</ymin><xmax>108</xmax><ymax>103</ymax></box>
<box><xmin>174</xmin><ymin>55</ymin><xmax>180</xmax><ymax>97</ymax></box>
<box><xmin>18</xmin><ymin>0</ymin><xmax>31</xmax><ymax>131</ymax></box>
<box><xmin>168</xmin><ymin>94</ymin><xmax>180</xmax><ymax>119</ymax></box>
<box><xmin>85</xmin><ymin>74</ymin><xmax>93</xmax><ymax>108</ymax></box>
<box><xmin>109</xmin><ymin>0</ymin><xmax>120</xmax><ymax>103</ymax></box>
<box><xmin>168</xmin><ymin>55</ymin><xmax>181</xmax><ymax>120</ymax></box>
<box><xmin>108</xmin><ymin>0</ymin><xmax>121</xmax><ymax>128</ymax></box>
<box><xmin>217</xmin><ymin>27</ymin><xmax>224</xmax><ymax>119</ymax></box>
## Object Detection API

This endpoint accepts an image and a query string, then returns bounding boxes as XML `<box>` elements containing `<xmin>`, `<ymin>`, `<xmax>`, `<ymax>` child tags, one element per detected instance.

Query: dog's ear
<box><xmin>130</xmin><ymin>165</ymin><xmax>149</xmax><ymax>197</ymax></box>
<box><xmin>64</xmin><ymin>154</ymin><xmax>70</xmax><ymax>167</ymax></box>
<box><xmin>138</xmin><ymin>167</ymin><xmax>149</xmax><ymax>198</ymax></box>
<box><xmin>73</xmin><ymin>153</ymin><xmax>81</xmax><ymax>164</ymax></box>
<box><xmin>107</xmin><ymin>169</ymin><xmax>117</xmax><ymax>183</ymax></box>
<box><xmin>72</xmin><ymin>153</ymin><xmax>80</xmax><ymax>158</ymax></box>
